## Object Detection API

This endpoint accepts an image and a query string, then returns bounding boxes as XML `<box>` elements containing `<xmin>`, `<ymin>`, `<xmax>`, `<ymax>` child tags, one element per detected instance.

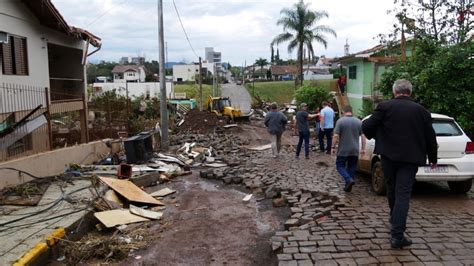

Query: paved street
<box><xmin>221</xmin><ymin>83</ymin><xmax>252</xmax><ymax>114</ymax></box>
<box><xmin>245</xmin><ymin>145</ymin><xmax>474</xmax><ymax>265</ymax></box>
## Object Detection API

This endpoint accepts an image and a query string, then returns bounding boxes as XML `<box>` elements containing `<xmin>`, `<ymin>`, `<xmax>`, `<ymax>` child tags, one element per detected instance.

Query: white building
<box><xmin>111</xmin><ymin>65</ymin><xmax>146</xmax><ymax>83</ymax></box>
<box><xmin>205</xmin><ymin>47</ymin><xmax>222</xmax><ymax>74</ymax></box>
<box><xmin>172</xmin><ymin>62</ymin><xmax>216</xmax><ymax>82</ymax></box>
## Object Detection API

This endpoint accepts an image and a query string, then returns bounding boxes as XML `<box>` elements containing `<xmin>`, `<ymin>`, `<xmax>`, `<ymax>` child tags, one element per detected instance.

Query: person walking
<box><xmin>337</xmin><ymin>75</ymin><xmax>347</xmax><ymax>95</ymax></box>
<box><xmin>331</xmin><ymin>105</ymin><xmax>366</xmax><ymax>192</ymax></box>
<box><xmin>314</xmin><ymin>107</ymin><xmax>321</xmax><ymax>140</ymax></box>
<box><xmin>264</xmin><ymin>102</ymin><xmax>288</xmax><ymax>158</ymax></box>
<box><xmin>319</xmin><ymin>101</ymin><xmax>335</xmax><ymax>154</ymax></box>
<box><xmin>362</xmin><ymin>79</ymin><xmax>437</xmax><ymax>249</ymax></box>
<box><xmin>294</xmin><ymin>103</ymin><xmax>316</xmax><ymax>159</ymax></box>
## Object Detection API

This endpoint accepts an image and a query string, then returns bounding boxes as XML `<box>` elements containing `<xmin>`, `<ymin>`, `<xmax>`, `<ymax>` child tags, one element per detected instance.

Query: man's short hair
<box><xmin>300</xmin><ymin>103</ymin><xmax>307</xmax><ymax>109</ymax></box>
<box><xmin>392</xmin><ymin>79</ymin><xmax>413</xmax><ymax>95</ymax></box>
<box><xmin>342</xmin><ymin>105</ymin><xmax>352</xmax><ymax>113</ymax></box>
<box><xmin>270</xmin><ymin>102</ymin><xmax>278</xmax><ymax>110</ymax></box>
<box><xmin>322</xmin><ymin>101</ymin><xmax>328</xmax><ymax>106</ymax></box>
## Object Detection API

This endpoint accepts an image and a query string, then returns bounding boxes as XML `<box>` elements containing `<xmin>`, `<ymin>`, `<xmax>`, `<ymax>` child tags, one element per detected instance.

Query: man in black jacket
<box><xmin>362</xmin><ymin>79</ymin><xmax>437</xmax><ymax>249</ymax></box>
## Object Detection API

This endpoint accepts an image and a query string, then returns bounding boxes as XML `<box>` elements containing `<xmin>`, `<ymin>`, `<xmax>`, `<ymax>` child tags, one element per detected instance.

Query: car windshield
<box><xmin>432</xmin><ymin>119</ymin><xmax>462</xmax><ymax>136</ymax></box>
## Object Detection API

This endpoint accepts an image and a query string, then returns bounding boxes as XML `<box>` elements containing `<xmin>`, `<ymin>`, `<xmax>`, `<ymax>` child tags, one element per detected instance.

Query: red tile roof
<box><xmin>270</xmin><ymin>65</ymin><xmax>298</xmax><ymax>75</ymax></box>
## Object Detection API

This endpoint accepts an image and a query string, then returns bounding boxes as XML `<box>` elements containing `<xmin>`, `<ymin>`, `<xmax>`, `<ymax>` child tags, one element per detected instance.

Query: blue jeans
<box><xmin>336</xmin><ymin>156</ymin><xmax>358</xmax><ymax>184</ymax></box>
<box><xmin>381</xmin><ymin>156</ymin><xmax>418</xmax><ymax>240</ymax></box>
<box><xmin>319</xmin><ymin>128</ymin><xmax>333</xmax><ymax>153</ymax></box>
<box><xmin>296</xmin><ymin>130</ymin><xmax>310</xmax><ymax>157</ymax></box>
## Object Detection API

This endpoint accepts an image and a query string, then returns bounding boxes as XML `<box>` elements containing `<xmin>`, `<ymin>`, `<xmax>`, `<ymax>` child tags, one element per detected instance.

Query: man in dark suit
<box><xmin>362</xmin><ymin>79</ymin><xmax>437</xmax><ymax>248</ymax></box>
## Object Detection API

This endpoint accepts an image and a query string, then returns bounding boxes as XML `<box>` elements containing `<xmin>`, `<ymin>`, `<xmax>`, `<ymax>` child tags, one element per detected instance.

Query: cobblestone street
<box><xmin>243</xmin><ymin>148</ymin><xmax>474</xmax><ymax>265</ymax></box>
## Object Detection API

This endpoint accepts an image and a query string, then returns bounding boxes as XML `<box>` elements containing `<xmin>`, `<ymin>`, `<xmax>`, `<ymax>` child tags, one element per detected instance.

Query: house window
<box><xmin>348</xmin><ymin>66</ymin><xmax>357</xmax><ymax>79</ymax></box>
<box><xmin>0</xmin><ymin>35</ymin><xmax>28</xmax><ymax>75</ymax></box>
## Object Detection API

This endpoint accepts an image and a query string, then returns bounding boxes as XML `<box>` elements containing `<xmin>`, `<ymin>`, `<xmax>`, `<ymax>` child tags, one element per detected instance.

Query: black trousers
<box><xmin>381</xmin><ymin>156</ymin><xmax>418</xmax><ymax>239</ymax></box>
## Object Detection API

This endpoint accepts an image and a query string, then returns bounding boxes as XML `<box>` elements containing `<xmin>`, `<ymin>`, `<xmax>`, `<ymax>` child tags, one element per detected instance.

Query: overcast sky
<box><xmin>53</xmin><ymin>0</ymin><xmax>397</xmax><ymax>65</ymax></box>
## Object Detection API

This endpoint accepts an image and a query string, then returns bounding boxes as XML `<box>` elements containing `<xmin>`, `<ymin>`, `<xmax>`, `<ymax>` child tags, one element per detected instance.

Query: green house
<box><xmin>339</xmin><ymin>43</ymin><xmax>411</xmax><ymax>115</ymax></box>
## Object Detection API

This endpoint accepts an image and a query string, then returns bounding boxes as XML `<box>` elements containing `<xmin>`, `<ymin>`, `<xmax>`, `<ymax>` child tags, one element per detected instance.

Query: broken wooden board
<box><xmin>99</xmin><ymin>176</ymin><xmax>164</xmax><ymax>206</ymax></box>
<box><xmin>103</xmin><ymin>189</ymin><xmax>123</xmax><ymax>209</ymax></box>
<box><xmin>246</xmin><ymin>144</ymin><xmax>272</xmax><ymax>151</ymax></box>
<box><xmin>94</xmin><ymin>209</ymin><xmax>149</xmax><ymax>228</ymax></box>
<box><xmin>150</xmin><ymin>188</ymin><xmax>176</xmax><ymax>197</ymax></box>
<box><xmin>130</xmin><ymin>204</ymin><xmax>163</xmax><ymax>220</ymax></box>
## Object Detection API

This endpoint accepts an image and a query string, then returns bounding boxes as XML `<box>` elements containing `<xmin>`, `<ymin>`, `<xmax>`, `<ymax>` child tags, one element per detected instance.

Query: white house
<box><xmin>0</xmin><ymin>0</ymin><xmax>101</xmax><ymax>162</ymax></box>
<box><xmin>172</xmin><ymin>62</ymin><xmax>216</xmax><ymax>82</ymax></box>
<box><xmin>111</xmin><ymin>65</ymin><xmax>146</xmax><ymax>83</ymax></box>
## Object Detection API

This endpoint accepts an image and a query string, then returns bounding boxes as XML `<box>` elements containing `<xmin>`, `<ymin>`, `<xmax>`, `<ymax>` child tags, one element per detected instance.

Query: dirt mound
<box><xmin>176</xmin><ymin>109</ymin><xmax>226</xmax><ymax>134</ymax></box>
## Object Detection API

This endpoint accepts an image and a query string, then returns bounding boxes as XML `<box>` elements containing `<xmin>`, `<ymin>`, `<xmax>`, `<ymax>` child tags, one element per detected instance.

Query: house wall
<box><xmin>1</xmin><ymin>1</ymin><xmax>90</xmax><ymax>161</ymax></box>
<box><xmin>346</xmin><ymin>60</ymin><xmax>364</xmax><ymax>113</ymax></box>
<box><xmin>92</xmin><ymin>82</ymin><xmax>174</xmax><ymax>99</ymax></box>
<box><xmin>173</xmin><ymin>64</ymin><xmax>199</xmax><ymax>82</ymax></box>
<box><xmin>0</xmin><ymin>1</ymin><xmax>86</xmax><ymax>89</ymax></box>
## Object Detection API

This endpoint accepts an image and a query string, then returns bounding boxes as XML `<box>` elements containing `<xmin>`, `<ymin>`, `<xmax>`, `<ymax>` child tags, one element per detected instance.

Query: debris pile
<box><xmin>62</xmin><ymin>224</ymin><xmax>156</xmax><ymax>264</ymax></box>
<box><xmin>175</xmin><ymin>109</ymin><xmax>227</xmax><ymax>134</ymax></box>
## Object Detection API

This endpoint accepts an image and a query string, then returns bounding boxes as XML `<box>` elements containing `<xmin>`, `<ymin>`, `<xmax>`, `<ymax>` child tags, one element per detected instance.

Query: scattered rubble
<box><xmin>174</xmin><ymin>109</ymin><xmax>227</xmax><ymax>134</ymax></box>
<box><xmin>61</xmin><ymin>224</ymin><xmax>156</xmax><ymax>264</ymax></box>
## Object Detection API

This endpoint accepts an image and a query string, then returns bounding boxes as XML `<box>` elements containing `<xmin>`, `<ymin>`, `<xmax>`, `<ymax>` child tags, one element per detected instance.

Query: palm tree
<box><xmin>272</xmin><ymin>0</ymin><xmax>336</xmax><ymax>86</ymax></box>
<box><xmin>254</xmin><ymin>58</ymin><xmax>268</xmax><ymax>79</ymax></box>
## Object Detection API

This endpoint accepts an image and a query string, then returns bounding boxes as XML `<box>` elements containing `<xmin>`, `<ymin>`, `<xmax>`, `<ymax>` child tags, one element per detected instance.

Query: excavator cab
<box><xmin>206</xmin><ymin>96</ymin><xmax>252</xmax><ymax>121</ymax></box>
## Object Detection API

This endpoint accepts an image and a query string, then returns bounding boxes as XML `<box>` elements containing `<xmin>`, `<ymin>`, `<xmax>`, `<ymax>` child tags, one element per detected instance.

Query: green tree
<box><xmin>293</xmin><ymin>85</ymin><xmax>331</xmax><ymax>111</ymax></box>
<box><xmin>254</xmin><ymin>58</ymin><xmax>268</xmax><ymax>79</ymax></box>
<box><xmin>377</xmin><ymin>38</ymin><xmax>474</xmax><ymax>136</ymax></box>
<box><xmin>272</xmin><ymin>0</ymin><xmax>336</xmax><ymax>86</ymax></box>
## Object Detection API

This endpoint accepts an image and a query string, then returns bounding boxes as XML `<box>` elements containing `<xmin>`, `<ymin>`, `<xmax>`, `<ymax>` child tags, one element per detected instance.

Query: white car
<box><xmin>358</xmin><ymin>113</ymin><xmax>474</xmax><ymax>194</ymax></box>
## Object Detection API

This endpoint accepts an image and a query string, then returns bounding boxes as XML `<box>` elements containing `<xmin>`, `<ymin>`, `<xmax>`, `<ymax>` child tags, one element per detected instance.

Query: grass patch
<box><xmin>174</xmin><ymin>83</ymin><xmax>220</xmax><ymax>107</ymax></box>
<box><xmin>245</xmin><ymin>80</ymin><xmax>335</xmax><ymax>104</ymax></box>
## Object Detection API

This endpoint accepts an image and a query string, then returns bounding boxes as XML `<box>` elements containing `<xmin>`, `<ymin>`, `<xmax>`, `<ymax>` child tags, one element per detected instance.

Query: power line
<box><xmin>85</xmin><ymin>0</ymin><xmax>127</xmax><ymax>27</ymax></box>
<box><xmin>172</xmin><ymin>0</ymin><xmax>199</xmax><ymax>59</ymax></box>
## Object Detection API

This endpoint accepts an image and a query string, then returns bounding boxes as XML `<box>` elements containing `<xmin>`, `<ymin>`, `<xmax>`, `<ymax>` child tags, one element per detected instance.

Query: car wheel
<box><xmin>371</xmin><ymin>161</ymin><xmax>386</xmax><ymax>195</ymax></box>
<box><xmin>448</xmin><ymin>179</ymin><xmax>473</xmax><ymax>194</ymax></box>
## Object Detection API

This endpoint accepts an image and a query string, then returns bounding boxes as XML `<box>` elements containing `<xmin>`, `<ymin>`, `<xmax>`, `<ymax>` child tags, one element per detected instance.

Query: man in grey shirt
<box><xmin>332</xmin><ymin>105</ymin><xmax>366</xmax><ymax>192</ymax></box>
<box><xmin>264</xmin><ymin>102</ymin><xmax>288</xmax><ymax>158</ymax></box>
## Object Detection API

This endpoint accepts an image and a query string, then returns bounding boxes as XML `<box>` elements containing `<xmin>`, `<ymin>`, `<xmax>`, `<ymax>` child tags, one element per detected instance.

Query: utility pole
<box><xmin>213</xmin><ymin>63</ymin><xmax>217</xmax><ymax>96</ymax></box>
<box><xmin>199</xmin><ymin>57</ymin><xmax>203</xmax><ymax>111</ymax></box>
<box><xmin>158</xmin><ymin>0</ymin><xmax>168</xmax><ymax>151</ymax></box>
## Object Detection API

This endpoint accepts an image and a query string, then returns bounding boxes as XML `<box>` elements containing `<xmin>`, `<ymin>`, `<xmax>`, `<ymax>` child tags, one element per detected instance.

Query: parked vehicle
<box><xmin>358</xmin><ymin>113</ymin><xmax>474</xmax><ymax>194</ymax></box>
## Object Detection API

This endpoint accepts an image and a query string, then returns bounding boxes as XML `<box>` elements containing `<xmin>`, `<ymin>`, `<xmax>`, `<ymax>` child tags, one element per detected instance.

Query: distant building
<box><xmin>205</xmin><ymin>47</ymin><xmax>222</xmax><ymax>74</ymax></box>
<box><xmin>111</xmin><ymin>65</ymin><xmax>146</xmax><ymax>83</ymax></box>
<box><xmin>172</xmin><ymin>62</ymin><xmax>216</xmax><ymax>82</ymax></box>
<box><xmin>270</xmin><ymin>65</ymin><xmax>298</xmax><ymax>81</ymax></box>
<box><xmin>119</xmin><ymin>56</ymin><xmax>145</xmax><ymax>65</ymax></box>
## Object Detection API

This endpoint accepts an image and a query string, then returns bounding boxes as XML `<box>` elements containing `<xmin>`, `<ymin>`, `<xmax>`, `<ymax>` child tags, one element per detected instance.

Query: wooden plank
<box><xmin>94</xmin><ymin>209</ymin><xmax>149</xmax><ymax>228</ymax></box>
<box><xmin>129</xmin><ymin>204</ymin><xmax>163</xmax><ymax>220</ymax></box>
<box><xmin>149</xmin><ymin>187</ymin><xmax>176</xmax><ymax>197</ymax></box>
<box><xmin>99</xmin><ymin>176</ymin><xmax>164</xmax><ymax>206</ymax></box>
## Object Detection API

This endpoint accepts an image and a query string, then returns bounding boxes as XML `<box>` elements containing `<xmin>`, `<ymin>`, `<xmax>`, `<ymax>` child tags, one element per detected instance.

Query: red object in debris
<box><xmin>117</xmin><ymin>163</ymin><xmax>132</xmax><ymax>179</ymax></box>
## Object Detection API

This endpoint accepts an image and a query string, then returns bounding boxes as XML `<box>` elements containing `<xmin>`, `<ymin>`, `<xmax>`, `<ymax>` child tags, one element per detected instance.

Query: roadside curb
<box><xmin>13</xmin><ymin>228</ymin><xmax>65</xmax><ymax>266</ymax></box>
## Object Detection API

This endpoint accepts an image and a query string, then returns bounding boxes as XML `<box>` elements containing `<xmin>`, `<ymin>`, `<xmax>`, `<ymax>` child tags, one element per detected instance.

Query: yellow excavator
<box><xmin>206</xmin><ymin>96</ymin><xmax>251</xmax><ymax>121</ymax></box>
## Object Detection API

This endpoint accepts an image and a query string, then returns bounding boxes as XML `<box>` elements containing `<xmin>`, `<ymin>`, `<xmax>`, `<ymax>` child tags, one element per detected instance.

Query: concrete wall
<box><xmin>92</xmin><ymin>82</ymin><xmax>174</xmax><ymax>99</ymax></box>
<box><xmin>0</xmin><ymin>1</ymin><xmax>86</xmax><ymax>88</ymax></box>
<box><xmin>0</xmin><ymin>140</ymin><xmax>110</xmax><ymax>189</ymax></box>
<box><xmin>173</xmin><ymin>64</ymin><xmax>199</xmax><ymax>82</ymax></box>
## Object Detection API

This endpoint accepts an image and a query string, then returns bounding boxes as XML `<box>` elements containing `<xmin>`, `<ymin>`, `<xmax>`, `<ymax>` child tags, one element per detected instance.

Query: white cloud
<box><xmin>52</xmin><ymin>0</ymin><xmax>397</xmax><ymax>64</ymax></box>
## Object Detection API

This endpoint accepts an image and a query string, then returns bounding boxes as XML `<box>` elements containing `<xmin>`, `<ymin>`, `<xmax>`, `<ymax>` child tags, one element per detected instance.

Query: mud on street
<box><xmin>48</xmin><ymin>119</ymin><xmax>473</xmax><ymax>265</ymax></box>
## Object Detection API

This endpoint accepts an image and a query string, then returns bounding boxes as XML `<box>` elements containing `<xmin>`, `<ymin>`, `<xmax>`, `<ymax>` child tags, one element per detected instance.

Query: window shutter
<box><xmin>13</xmin><ymin>37</ymin><xmax>28</xmax><ymax>75</ymax></box>
<box><xmin>1</xmin><ymin>41</ymin><xmax>14</xmax><ymax>75</ymax></box>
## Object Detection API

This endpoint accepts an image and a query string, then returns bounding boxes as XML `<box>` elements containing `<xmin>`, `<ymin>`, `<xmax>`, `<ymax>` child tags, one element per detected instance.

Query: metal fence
<box><xmin>0</xmin><ymin>83</ymin><xmax>88</xmax><ymax>162</ymax></box>
<box><xmin>0</xmin><ymin>83</ymin><xmax>50</xmax><ymax>162</ymax></box>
